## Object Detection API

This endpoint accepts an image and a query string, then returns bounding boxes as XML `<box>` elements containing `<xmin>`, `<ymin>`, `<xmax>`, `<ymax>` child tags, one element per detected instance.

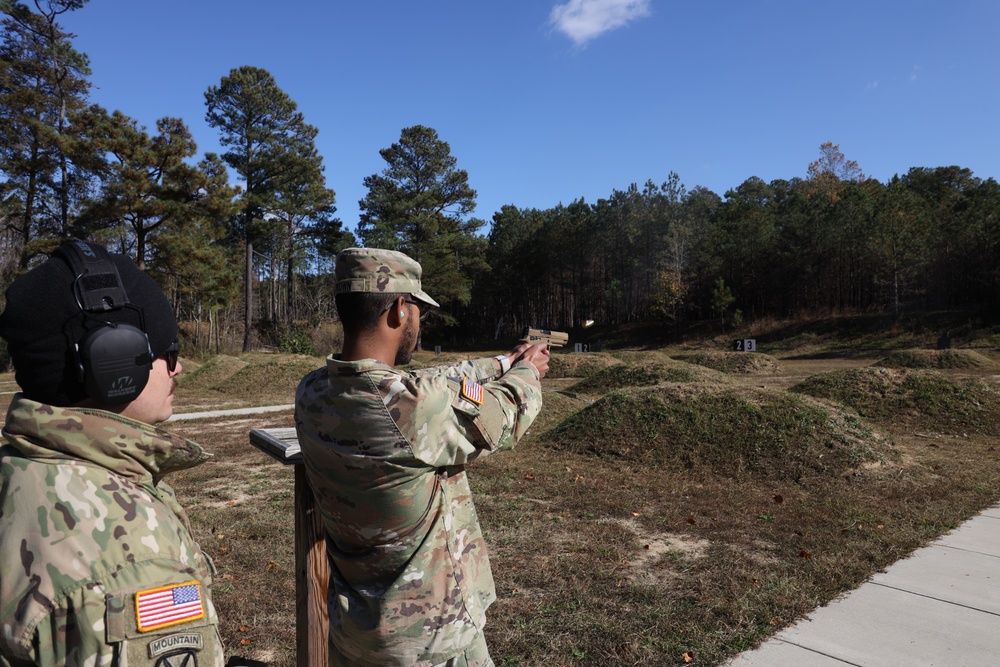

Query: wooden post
<box><xmin>249</xmin><ymin>428</ymin><xmax>329</xmax><ymax>667</ymax></box>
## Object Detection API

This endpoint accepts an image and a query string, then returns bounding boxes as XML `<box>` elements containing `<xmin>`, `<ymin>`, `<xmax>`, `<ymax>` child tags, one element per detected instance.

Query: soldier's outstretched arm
<box><xmin>387</xmin><ymin>355</ymin><xmax>547</xmax><ymax>468</ymax></box>
<box><xmin>414</xmin><ymin>356</ymin><xmax>505</xmax><ymax>382</ymax></box>
<box><xmin>413</xmin><ymin>343</ymin><xmax>548</xmax><ymax>383</ymax></box>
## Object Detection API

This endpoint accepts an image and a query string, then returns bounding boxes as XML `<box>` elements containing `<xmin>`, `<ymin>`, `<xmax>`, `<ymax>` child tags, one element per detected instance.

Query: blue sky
<box><xmin>61</xmin><ymin>0</ymin><xmax>1000</xmax><ymax>234</ymax></box>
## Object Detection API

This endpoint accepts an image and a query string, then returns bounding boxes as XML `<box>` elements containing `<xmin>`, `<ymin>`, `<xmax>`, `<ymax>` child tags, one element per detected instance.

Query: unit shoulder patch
<box><xmin>148</xmin><ymin>633</ymin><xmax>204</xmax><ymax>658</ymax></box>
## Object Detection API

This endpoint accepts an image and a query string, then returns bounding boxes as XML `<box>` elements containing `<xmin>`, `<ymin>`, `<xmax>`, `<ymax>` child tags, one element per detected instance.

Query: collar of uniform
<box><xmin>1</xmin><ymin>394</ymin><xmax>211</xmax><ymax>485</ymax></box>
<box><xmin>326</xmin><ymin>355</ymin><xmax>394</xmax><ymax>375</ymax></box>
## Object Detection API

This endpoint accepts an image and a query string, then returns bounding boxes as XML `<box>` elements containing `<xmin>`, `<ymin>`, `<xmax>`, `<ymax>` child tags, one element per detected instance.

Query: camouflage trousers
<box><xmin>430</xmin><ymin>633</ymin><xmax>494</xmax><ymax>667</ymax></box>
<box><xmin>328</xmin><ymin>633</ymin><xmax>493</xmax><ymax>667</ymax></box>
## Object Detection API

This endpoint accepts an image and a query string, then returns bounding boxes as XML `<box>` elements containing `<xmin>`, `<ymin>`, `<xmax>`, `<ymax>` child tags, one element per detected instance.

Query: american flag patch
<box><xmin>461</xmin><ymin>378</ymin><xmax>484</xmax><ymax>405</ymax></box>
<box><xmin>135</xmin><ymin>581</ymin><xmax>205</xmax><ymax>632</ymax></box>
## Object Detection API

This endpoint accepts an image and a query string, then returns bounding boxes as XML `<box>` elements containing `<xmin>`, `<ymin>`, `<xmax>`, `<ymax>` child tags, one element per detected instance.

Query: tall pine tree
<box><xmin>205</xmin><ymin>65</ymin><xmax>328</xmax><ymax>351</ymax></box>
<box><xmin>358</xmin><ymin>125</ymin><xmax>486</xmax><ymax>324</ymax></box>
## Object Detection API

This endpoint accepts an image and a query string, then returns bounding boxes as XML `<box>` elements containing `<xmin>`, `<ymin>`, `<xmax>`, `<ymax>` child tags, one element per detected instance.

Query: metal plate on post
<box><xmin>249</xmin><ymin>427</ymin><xmax>302</xmax><ymax>464</ymax></box>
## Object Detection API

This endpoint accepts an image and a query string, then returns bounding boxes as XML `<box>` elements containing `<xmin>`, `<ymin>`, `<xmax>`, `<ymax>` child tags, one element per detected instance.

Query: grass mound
<box><xmin>180</xmin><ymin>355</ymin><xmax>248</xmax><ymax>389</ymax></box>
<box><xmin>678</xmin><ymin>351</ymin><xmax>782</xmax><ymax>374</ymax></box>
<box><xmin>544</xmin><ymin>383</ymin><xmax>891</xmax><ymax>480</ymax></box>
<box><xmin>610</xmin><ymin>349</ymin><xmax>681</xmax><ymax>364</ymax></box>
<box><xmin>569</xmin><ymin>360</ymin><xmax>721</xmax><ymax>393</ymax></box>
<box><xmin>965</xmin><ymin>330</ymin><xmax>1000</xmax><ymax>348</ymax></box>
<box><xmin>178</xmin><ymin>357</ymin><xmax>203</xmax><ymax>374</ymax></box>
<box><xmin>546</xmin><ymin>352</ymin><xmax>622</xmax><ymax>379</ymax></box>
<box><xmin>790</xmin><ymin>367</ymin><xmax>1000</xmax><ymax>434</ymax></box>
<box><xmin>215</xmin><ymin>355</ymin><xmax>323</xmax><ymax>401</ymax></box>
<box><xmin>877</xmin><ymin>348</ymin><xmax>996</xmax><ymax>369</ymax></box>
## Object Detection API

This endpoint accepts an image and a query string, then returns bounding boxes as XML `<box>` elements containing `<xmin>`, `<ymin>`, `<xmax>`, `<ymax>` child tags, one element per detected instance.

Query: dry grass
<box><xmin>674</xmin><ymin>351</ymin><xmax>783</xmax><ymax>375</ymax></box>
<box><xmin>166</xmin><ymin>413</ymin><xmax>299</xmax><ymax>666</ymax></box>
<box><xmin>162</xmin><ymin>351</ymin><xmax>1000</xmax><ymax>666</ymax></box>
<box><xmin>546</xmin><ymin>352</ymin><xmax>622</xmax><ymax>379</ymax></box>
<box><xmin>176</xmin><ymin>354</ymin><xmax>322</xmax><ymax>411</ymax></box>
<box><xmin>568</xmin><ymin>360</ymin><xmax>725</xmax><ymax>394</ymax></box>
<box><xmin>877</xmin><ymin>348</ymin><xmax>997</xmax><ymax>369</ymax></box>
<box><xmin>214</xmin><ymin>356</ymin><xmax>323</xmax><ymax>400</ymax></box>
<box><xmin>181</xmin><ymin>354</ymin><xmax>249</xmax><ymax>390</ymax></box>
<box><xmin>24</xmin><ymin>342</ymin><xmax>993</xmax><ymax>666</ymax></box>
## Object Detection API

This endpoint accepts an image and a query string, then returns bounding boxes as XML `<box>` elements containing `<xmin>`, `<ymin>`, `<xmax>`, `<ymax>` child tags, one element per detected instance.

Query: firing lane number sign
<box><xmin>733</xmin><ymin>339</ymin><xmax>757</xmax><ymax>352</ymax></box>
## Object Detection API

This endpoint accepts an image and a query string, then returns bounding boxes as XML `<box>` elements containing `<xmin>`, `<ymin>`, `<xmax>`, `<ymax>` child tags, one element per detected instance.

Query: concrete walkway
<box><xmin>166</xmin><ymin>404</ymin><xmax>294</xmax><ymax>421</ymax></box>
<box><xmin>725</xmin><ymin>503</ymin><xmax>1000</xmax><ymax>666</ymax></box>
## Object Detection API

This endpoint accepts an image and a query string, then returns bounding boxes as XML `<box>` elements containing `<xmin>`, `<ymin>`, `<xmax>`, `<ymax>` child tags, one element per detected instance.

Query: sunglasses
<box><xmin>161</xmin><ymin>340</ymin><xmax>180</xmax><ymax>373</ymax></box>
<box><xmin>384</xmin><ymin>297</ymin><xmax>430</xmax><ymax>321</ymax></box>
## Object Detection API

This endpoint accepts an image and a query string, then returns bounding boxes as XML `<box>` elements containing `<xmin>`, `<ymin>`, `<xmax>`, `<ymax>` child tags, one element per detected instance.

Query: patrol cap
<box><xmin>334</xmin><ymin>247</ymin><xmax>440</xmax><ymax>308</ymax></box>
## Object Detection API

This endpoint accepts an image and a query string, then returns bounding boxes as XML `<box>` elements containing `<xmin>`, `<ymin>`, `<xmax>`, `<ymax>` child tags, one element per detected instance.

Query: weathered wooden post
<box><xmin>249</xmin><ymin>428</ymin><xmax>329</xmax><ymax>667</ymax></box>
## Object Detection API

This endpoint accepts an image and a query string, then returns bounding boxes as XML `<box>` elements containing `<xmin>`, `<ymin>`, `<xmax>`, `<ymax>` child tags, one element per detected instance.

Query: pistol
<box><xmin>520</xmin><ymin>327</ymin><xmax>569</xmax><ymax>348</ymax></box>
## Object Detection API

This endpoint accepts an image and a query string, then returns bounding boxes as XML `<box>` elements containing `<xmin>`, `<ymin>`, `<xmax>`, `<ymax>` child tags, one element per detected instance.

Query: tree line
<box><xmin>3</xmin><ymin>1</ymin><xmax>998</xmax><ymax>358</ymax></box>
<box><xmin>468</xmin><ymin>151</ymin><xmax>1000</xmax><ymax>341</ymax></box>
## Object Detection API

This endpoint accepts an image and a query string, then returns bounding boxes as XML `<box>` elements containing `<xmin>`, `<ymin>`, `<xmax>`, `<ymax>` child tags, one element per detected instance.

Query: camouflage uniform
<box><xmin>0</xmin><ymin>394</ymin><xmax>224</xmax><ymax>667</ymax></box>
<box><xmin>295</xmin><ymin>354</ymin><xmax>543</xmax><ymax>667</ymax></box>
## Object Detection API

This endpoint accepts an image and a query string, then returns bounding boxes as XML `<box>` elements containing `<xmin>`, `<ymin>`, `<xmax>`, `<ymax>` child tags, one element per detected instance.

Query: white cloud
<box><xmin>549</xmin><ymin>0</ymin><xmax>653</xmax><ymax>46</ymax></box>
<box><xmin>866</xmin><ymin>80</ymin><xmax>879</xmax><ymax>90</ymax></box>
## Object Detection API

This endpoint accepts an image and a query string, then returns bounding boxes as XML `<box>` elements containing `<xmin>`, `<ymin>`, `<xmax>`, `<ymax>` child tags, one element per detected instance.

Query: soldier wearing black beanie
<box><xmin>0</xmin><ymin>243</ymin><xmax>227</xmax><ymax>665</ymax></box>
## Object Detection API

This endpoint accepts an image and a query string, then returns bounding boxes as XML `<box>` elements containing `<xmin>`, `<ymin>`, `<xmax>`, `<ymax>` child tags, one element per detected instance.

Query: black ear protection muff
<box><xmin>55</xmin><ymin>241</ymin><xmax>154</xmax><ymax>405</ymax></box>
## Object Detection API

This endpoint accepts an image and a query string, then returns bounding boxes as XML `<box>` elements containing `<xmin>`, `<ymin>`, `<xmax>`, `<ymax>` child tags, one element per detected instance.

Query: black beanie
<box><xmin>0</xmin><ymin>242</ymin><xmax>179</xmax><ymax>406</ymax></box>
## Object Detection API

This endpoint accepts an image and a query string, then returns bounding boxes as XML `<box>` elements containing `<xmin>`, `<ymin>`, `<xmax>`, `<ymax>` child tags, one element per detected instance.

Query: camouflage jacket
<box><xmin>295</xmin><ymin>356</ymin><xmax>543</xmax><ymax>666</ymax></box>
<box><xmin>0</xmin><ymin>395</ymin><xmax>224</xmax><ymax>667</ymax></box>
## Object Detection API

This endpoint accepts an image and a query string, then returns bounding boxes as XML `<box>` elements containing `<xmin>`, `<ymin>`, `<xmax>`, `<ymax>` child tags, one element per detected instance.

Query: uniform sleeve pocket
<box><xmin>452</xmin><ymin>391</ymin><xmax>508</xmax><ymax>452</ymax></box>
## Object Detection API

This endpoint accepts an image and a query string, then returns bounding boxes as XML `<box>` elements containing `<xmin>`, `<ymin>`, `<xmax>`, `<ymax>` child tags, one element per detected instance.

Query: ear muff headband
<box><xmin>55</xmin><ymin>241</ymin><xmax>154</xmax><ymax>405</ymax></box>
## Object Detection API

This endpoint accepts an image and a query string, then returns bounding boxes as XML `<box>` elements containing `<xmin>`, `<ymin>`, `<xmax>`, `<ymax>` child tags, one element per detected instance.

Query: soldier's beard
<box><xmin>395</xmin><ymin>319</ymin><xmax>416</xmax><ymax>366</ymax></box>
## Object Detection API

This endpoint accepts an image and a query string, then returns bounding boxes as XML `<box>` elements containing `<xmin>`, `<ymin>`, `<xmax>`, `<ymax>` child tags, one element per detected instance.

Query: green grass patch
<box><xmin>568</xmin><ymin>361</ymin><xmax>704</xmax><ymax>392</ymax></box>
<box><xmin>180</xmin><ymin>354</ymin><xmax>248</xmax><ymax>389</ymax></box>
<box><xmin>545</xmin><ymin>385</ymin><xmax>892</xmax><ymax>480</ymax></box>
<box><xmin>790</xmin><ymin>367</ymin><xmax>1000</xmax><ymax>434</ymax></box>
<box><xmin>677</xmin><ymin>351</ymin><xmax>783</xmax><ymax>375</ymax></box>
<box><xmin>878</xmin><ymin>348</ymin><xmax>996</xmax><ymax>369</ymax></box>
<box><xmin>546</xmin><ymin>352</ymin><xmax>622</xmax><ymax>379</ymax></box>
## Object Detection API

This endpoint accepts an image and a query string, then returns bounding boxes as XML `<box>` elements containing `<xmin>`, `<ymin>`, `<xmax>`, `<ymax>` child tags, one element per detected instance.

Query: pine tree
<box><xmin>154</xmin><ymin>153</ymin><xmax>241</xmax><ymax>354</ymax></box>
<box><xmin>358</xmin><ymin>125</ymin><xmax>486</xmax><ymax>323</ymax></box>
<box><xmin>0</xmin><ymin>0</ymin><xmax>94</xmax><ymax>267</ymax></box>
<box><xmin>78</xmin><ymin>111</ymin><xmax>221</xmax><ymax>270</ymax></box>
<box><xmin>205</xmin><ymin>65</ymin><xmax>328</xmax><ymax>351</ymax></box>
<box><xmin>273</xmin><ymin>161</ymin><xmax>339</xmax><ymax>324</ymax></box>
